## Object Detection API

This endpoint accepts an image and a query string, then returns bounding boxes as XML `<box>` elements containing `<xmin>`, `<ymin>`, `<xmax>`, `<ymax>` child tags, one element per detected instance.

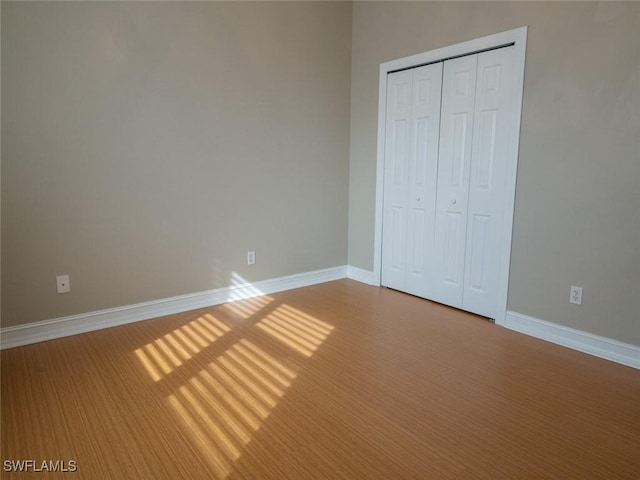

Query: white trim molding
<box><xmin>505</xmin><ymin>311</ymin><xmax>640</xmax><ymax>370</ymax></box>
<box><xmin>0</xmin><ymin>266</ymin><xmax>348</xmax><ymax>350</ymax></box>
<box><xmin>347</xmin><ymin>266</ymin><xmax>377</xmax><ymax>285</ymax></box>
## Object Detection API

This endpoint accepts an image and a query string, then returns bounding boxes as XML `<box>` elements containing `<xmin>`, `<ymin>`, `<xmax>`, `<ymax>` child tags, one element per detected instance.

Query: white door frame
<box><xmin>373</xmin><ymin>27</ymin><xmax>527</xmax><ymax>326</ymax></box>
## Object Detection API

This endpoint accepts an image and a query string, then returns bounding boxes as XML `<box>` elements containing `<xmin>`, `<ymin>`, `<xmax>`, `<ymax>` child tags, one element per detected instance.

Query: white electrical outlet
<box><xmin>247</xmin><ymin>251</ymin><xmax>256</xmax><ymax>265</ymax></box>
<box><xmin>569</xmin><ymin>285</ymin><xmax>582</xmax><ymax>305</ymax></box>
<box><xmin>56</xmin><ymin>275</ymin><xmax>71</xmax><ymax>294</ymax></box>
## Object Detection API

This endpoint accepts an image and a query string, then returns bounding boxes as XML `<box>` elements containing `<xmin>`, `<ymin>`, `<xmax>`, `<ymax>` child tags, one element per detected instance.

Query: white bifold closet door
<box><xmin>381</xmin><ymin>63</ymin><xmax>443</xmax><ymax>299</ymax></box>
<box><xmin>382</xmin><ymin>46</ymin><xmax>516</xmax><ymax>319</ymax></box>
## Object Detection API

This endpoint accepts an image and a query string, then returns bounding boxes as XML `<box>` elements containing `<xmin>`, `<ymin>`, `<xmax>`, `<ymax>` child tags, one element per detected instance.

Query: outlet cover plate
<box><xmin>56</xmin><ymin>275</ymin><xmax>71</xmax><ymax>294</ymax></box>
<box><xmin>569</xmin><ymin>285</ymin><xmax>582</xmax><ymax>305</ymax></box>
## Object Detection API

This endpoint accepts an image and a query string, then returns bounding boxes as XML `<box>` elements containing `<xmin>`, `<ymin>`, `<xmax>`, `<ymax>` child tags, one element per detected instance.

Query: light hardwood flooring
<box><xmin>2</xmin><ymin>279</ymin><xmax>639</xmax><ymax>479</ymax></box>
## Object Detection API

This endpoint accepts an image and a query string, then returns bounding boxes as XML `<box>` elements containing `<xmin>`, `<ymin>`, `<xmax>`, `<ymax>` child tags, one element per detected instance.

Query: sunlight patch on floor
<box><xmin>167</xmin><ymin>340</ymin><xmax>300</xmax><ymax>477</ymax></box>
<box><xmin>133</xmin><ymin>281</ymin><xmax>335</xmax><ymax>478</ymax></box>
<box><xmin>135</xmin><ymin>313</ymin><xmax>230</xmax><ymax>382</ymax></box>
<box><xmin>223</xmin><ymin>295</ymin><xmax>274</xmax><ymax>320</ymax></box>
<box><xmin>256</xmin><ymin>304</ymin><xmax>334</xmax><ymax>357</ymax></box>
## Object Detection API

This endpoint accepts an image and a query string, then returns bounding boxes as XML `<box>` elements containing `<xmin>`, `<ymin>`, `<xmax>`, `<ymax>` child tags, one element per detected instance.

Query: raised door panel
<box><xmin>462</xmin><ymin>46</ymin><xmax>516</xmax><ymax>318</ymax></box>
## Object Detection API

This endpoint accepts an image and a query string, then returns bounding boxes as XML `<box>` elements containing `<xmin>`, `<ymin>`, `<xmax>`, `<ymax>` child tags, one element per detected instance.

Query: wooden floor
<box><xmin>2</xmin><ymin>280</ymin><xmax>639</xmax><ymax>479</ymax></box>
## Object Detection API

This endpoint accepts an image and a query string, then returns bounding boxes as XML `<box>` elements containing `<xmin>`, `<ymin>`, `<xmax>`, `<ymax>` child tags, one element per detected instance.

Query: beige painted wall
<box><xmin>1</xmin><ymin>1</ymin><xmax>352</xmax><ymax>327</ymax></box>
<box><xmin>0</xmin><ymin>3</ymin><xmax>3</xmax><ymax>325</ymax></box>
<box><xmin>349</xmin><ymin>1</ymin><xmax>639</xmax><ymax>345</ymax></box>
<box><xmin>3</xmin><ymin>1</ymin><xmax>638</xmax><ymax>348</ymax></box>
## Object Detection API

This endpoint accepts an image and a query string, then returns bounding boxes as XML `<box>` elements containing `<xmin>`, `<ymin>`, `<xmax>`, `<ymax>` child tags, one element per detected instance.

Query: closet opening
<box><xmin>373</xmin><ymin>27</ymin><xmax>527</xmax><ymax>326</ymax></box>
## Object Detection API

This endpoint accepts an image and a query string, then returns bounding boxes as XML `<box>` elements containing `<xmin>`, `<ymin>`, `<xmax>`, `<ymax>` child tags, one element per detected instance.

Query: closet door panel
<box><xmin>405</xmin><ymin>64</ymin><xmax>442</xmax><ymax>297</ymax></box>
<box><xmin>463</xmin><ymin>47</ymin><xmax>516</xmax><ymax>318</ymax></box>
<box><xmin>382</xmin><ymin>70</ymin><xmax>413</xmax><ymax>291</ymax></box>
<box><xmin>433</xmin><ymin>55</ymin><xmax>478</xmax><ymax>308</ymax></box>
<box><xmin>382</xmin><ymin>64</ymin><xmax>442</xmax><ymax>296</ymax></box>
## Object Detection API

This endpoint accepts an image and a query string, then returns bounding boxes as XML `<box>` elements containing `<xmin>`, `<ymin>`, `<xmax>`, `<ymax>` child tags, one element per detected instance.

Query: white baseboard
<box><xmin>505</xmin><ymin>311</ymin><xmax>640</xmax><ymax>370</ymax></box>
<box><xmin>6</xmin><ymin>270</ymin><xmax>636</xmax><ymax>372</ymax></box>
<box><xmin>0</xmin><ymin>266</ymin><xmax>348</xmax><ymax>350</ymax></box>
<box><xmin>346</xmin><ymin>266</ymin><xmax>377</xmax><ymax>285</ymax></box>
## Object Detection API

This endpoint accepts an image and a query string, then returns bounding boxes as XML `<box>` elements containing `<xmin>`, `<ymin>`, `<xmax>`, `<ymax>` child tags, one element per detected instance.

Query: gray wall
<box><xmin>1</xmin><ymin>1</ymin><xmax>352</xmax><ymax>327</ymax></box>
<box><xmin>348</xmin><ymin>1</ymin><xmax>639</xmax><ymax>345</ymax></box>
<box><xmin>3</xmin><ymin>1</ymin><xmax>639</xmax><ymax>348</ymax></box>
<box><xmin>0</xmin><ymin>3</ymin><xmax>3</xmax><ymax>325</ymax></box>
